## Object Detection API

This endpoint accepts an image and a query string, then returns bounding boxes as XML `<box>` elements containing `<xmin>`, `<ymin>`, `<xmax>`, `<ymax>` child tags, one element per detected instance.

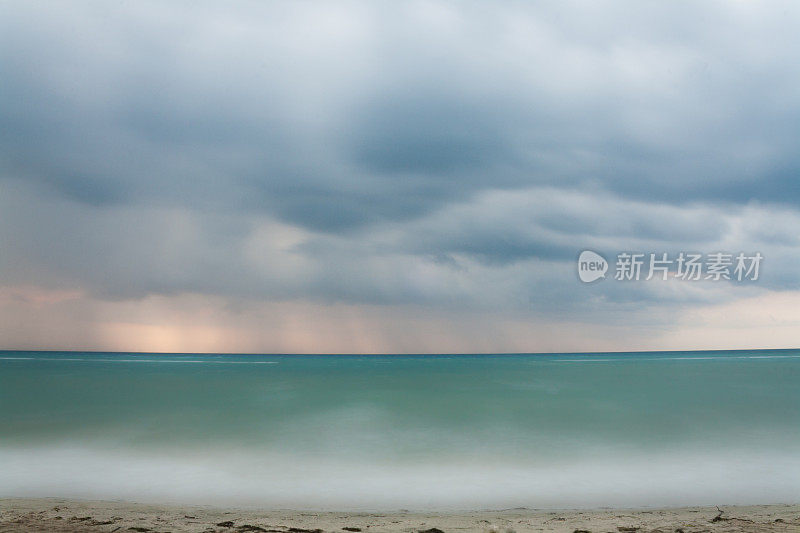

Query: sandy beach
<box><xmin>1</xmin><ymin>499</ymin><xmax>798</xmax><ymax>533</ymax></box>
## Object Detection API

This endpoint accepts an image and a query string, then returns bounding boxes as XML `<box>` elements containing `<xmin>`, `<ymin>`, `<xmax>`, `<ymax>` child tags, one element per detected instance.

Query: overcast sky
<box><xmin>2</xmin><ymin>1</ymin><xmax>800</xmax><ymax>353</ymax></box>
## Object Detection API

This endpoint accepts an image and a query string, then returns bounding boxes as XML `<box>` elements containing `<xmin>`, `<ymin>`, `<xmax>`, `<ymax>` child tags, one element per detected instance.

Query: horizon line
<box><xmin>1</xmin><ymin>347</ymin><xmax>798</xmax><ymax>357</ymax></box>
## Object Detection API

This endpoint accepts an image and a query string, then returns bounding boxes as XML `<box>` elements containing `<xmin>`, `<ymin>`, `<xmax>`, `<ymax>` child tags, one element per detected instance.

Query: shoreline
<box><xmin>1</xmin><ymin>499</ymin><xmax>798</xmax><ymax>533</ymax></box>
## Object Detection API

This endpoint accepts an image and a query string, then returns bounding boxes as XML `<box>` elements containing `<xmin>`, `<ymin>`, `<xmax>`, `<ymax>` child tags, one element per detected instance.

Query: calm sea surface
<box><xmin>1</xmin><ymin>350</ymin><xmax>799</xmax><ymax>509</ymax></box>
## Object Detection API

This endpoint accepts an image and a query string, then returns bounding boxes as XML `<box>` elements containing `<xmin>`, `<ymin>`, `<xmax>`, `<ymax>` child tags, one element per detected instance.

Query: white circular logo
<box><xmin>577</xmin><ymin>250</ymin><xmax>608</xmax><ymax>283</ymax></box>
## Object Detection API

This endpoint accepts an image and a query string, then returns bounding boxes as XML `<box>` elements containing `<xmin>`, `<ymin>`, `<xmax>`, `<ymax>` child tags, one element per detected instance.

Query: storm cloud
<box><xmin>1</xmin><ymin>1</ymin><xmax>799</xmax><ymax>352</ymax></box>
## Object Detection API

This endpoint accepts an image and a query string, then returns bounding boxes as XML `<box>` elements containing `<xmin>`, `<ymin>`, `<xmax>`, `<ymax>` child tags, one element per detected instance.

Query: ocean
<box><xmin>1</xmin><ymin>350</ymin><xmax>799</xmax><ymax>510</ymax></box>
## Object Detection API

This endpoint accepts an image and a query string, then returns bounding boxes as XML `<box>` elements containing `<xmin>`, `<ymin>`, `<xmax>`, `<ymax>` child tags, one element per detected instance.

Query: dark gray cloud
<box><xmin>1</xmin><ymin>0</ymin><xmax>799</xmax><ymax>325</ymax></box>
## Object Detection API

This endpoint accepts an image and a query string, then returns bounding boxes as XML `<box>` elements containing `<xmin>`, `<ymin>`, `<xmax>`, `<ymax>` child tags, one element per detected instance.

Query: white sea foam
<box><xmin>0</xmin><ymin>357</ymin><xmax>278</xmax><ymax>364</ymax></box>
<box><xmin>1</xmin><ymin>446</ymin><xmax>799</xmax><ymax>510</ymax></box>
<box><xmin>554</xmin><ymin>354</ymin><xmax>800</xmax><ymax>362</ymax></box>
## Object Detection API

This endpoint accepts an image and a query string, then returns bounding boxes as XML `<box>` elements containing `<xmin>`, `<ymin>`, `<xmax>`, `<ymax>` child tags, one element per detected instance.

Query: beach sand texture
<box><xmin>1</xmin><ymin>500</ymin><xmax>799</xmax><ymax>533</ymax></box>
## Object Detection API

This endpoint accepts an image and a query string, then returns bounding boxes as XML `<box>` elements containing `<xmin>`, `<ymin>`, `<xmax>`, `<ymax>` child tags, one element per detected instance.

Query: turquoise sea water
<box><xmin>1</xmin><ymin>350</ymin><xmax>799</xmax><ymax>509</ymax></box>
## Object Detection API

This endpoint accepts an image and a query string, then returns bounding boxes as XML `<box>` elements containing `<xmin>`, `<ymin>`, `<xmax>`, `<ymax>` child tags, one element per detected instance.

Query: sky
<box><xmin>1</xmin><ymin>1</ymin><xmax>800</xmax><ymax>353</ymax></box>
